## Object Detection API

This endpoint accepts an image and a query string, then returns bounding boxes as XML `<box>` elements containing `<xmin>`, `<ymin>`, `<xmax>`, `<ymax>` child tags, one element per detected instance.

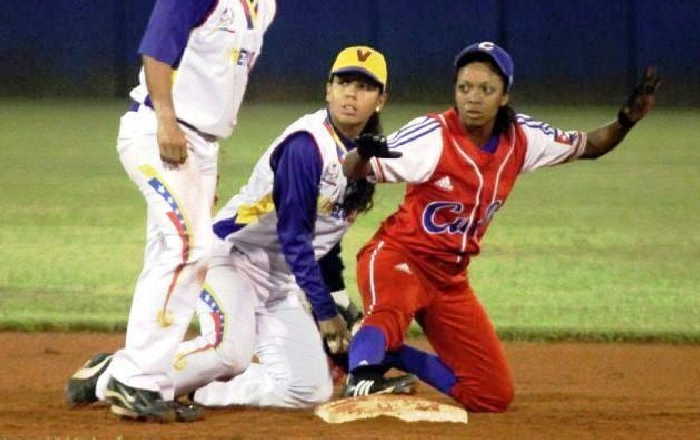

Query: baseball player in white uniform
<box><xmin>66</xmin><ymin>46</ymin><xmax>414</xmax><ymax>412</ymax></box>
<box><xmin>64</xmin><ymin>0</ymin><xmax>276</xmax><ymax>423</ymax></box>
<box><xmin>170</xmin><ymin>46</ymin><xmax>416</xmax><ymax>408</ymax></box>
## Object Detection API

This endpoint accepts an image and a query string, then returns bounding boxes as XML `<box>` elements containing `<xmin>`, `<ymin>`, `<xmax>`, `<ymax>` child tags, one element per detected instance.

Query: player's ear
<box><xmin>500</xmin><ymin>92</ymin><xmax>510</xmax><ymax>107</ymax></box>
<box><xmin>375</xmin><ymin>92</ymin><xmax>387</xmax><ymax>113</ymax></box>
<box><xmin>325</xmin><ymin>82</ymin><xmax>333</xmax><ymax>104</ymax></box>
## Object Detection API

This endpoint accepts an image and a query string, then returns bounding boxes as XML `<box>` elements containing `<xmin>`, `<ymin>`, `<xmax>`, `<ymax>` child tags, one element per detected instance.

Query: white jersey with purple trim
<box><xmin>130</xmin><ymin>0</ymin><xmax>276</xmax><ymax>138</ymax></box>
<box><xmin>371</xmin><ymin>112</ymin><xmax>587</xmax><ymax>184</ymax></box>
<box><xmin>214</xmin><ymin>108</ymin><xmax>350</xmax><ymax>259</ymax></box>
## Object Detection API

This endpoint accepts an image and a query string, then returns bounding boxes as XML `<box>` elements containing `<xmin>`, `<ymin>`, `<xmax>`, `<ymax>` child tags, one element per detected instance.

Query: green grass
<box><xmin>1</xmin><ymin>99</ymin><xmax>699</xmax><ymax>342</ymax></box>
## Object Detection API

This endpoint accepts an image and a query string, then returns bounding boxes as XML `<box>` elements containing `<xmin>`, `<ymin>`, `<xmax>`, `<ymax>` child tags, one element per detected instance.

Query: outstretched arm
<box><xmin>581</xmin><ymin>66</ymin><xmax>661</xmax><ymax>159</ymax></box>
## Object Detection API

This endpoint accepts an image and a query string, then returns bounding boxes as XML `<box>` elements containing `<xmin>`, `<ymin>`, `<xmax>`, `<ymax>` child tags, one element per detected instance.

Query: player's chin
<box><xmin>461</xmin><ymin>115</ymin><xmax>487</xmax><ymax>128</ymax></box>
<box><xmin>335</xmin><ymin>113</ymin><xmax>366</xmax><ymax>127</ymax></box>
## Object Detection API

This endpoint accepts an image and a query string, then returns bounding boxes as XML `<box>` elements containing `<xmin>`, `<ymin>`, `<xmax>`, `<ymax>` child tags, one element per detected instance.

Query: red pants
<box><xmin>357</xmin><ymin>239</ymin><xmax>513</xmax><ymax>412</ymax></box>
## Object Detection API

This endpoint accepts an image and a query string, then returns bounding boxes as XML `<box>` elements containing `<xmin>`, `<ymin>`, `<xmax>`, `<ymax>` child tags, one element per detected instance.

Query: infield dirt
<box><xmin>1</xmin><ymin>333</ymin><xmax>698</xmax><ymax>439</ymax></box>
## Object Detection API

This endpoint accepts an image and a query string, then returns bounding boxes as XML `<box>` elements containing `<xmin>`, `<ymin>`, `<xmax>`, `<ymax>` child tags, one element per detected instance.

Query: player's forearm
<box><xmin>581</xmin><ymin>120</ymin><xmax>630</xmax><ymax>159</ymax></box>
<box><xmin>343</xmin><ymin>151</ymin><xmax>372</xmax><ymax>180</ymax></box>
<box><xmin>278</xmin><ymin>228</ymin><xmax>337</xmax><ymax>320</ymax></box>
<box><xmin>143</xmin><ymin>55</ymin><xmax>178</xmax><ymax>125</ymax></box>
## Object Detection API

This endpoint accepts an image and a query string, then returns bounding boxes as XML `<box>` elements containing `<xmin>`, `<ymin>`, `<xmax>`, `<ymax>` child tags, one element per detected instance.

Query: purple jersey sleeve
<box><xmin>270</xmin><ymin>132</ymin><xmax>337</xmax><ymax>321</ymax></box>
<box><xmin>138</xmin><ymin>0</ymin><xmax>218</xmax><ymax>67</ymax></box>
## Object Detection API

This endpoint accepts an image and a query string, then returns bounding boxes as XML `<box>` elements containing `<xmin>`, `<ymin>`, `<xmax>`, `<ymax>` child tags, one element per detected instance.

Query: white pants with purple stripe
<box><xmin>98</xmin><ymin>106</ymin><xmax>218</xmax><ymax>401</ymax></box>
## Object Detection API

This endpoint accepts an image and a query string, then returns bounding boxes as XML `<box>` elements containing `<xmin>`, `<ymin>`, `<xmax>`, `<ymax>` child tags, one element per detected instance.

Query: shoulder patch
<box><xmin>517</xmin><ymin>113</ymin><xmax>577</xmax><ymax>145</ymax></box>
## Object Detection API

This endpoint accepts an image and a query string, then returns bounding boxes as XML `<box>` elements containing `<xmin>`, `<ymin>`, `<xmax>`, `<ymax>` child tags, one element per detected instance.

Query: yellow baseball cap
<box><xmin>330</xmin><ymin>46</ymin><xmax>388</xmax><ymax>89</ymax></box>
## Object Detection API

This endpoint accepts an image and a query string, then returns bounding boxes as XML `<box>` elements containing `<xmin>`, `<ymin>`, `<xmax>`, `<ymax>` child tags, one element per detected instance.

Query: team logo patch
<box><xmin>555</xmin><ymin>130</ymin><xmax>577</xmax><ymax>146</ymax></box>
<box><xmin>422</xmin><ymin>201</ymin><xmax>469</xmax><ymax>234</ymax></box>
<box><xmin>421</xmin><ymin>200</ymin><xmax>505</xmax><ymax>236</ymax></box>
<box><xmin>478</xmin><ymin>41</ymin><xmax>496</xmax><ymax>51</ymax></box>
<box><xmin>517</xmin><ymin>114</ymin><xmax>578</xmax><ymax>148</ymax></box>
<box><xmin>231</xmin><ymin>48</ymin><xmax>256</xmax><ymax>68</ymax></box>
<box><xmin>218</xmin><ymin>7</ymin><xmax>236</xmax><ymax>33</ymax></box>
<box><xmin>357</xmin><ymin>49</ymin><xmax>372</xmax><ymax>62</ymax></box>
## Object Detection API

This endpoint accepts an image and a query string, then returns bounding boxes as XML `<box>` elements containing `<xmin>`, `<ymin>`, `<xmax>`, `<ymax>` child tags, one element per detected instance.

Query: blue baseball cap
<box><xmin>454</xmin><ymin>41</ymin><xmax>514</xmax><ymax>91</ymax></box>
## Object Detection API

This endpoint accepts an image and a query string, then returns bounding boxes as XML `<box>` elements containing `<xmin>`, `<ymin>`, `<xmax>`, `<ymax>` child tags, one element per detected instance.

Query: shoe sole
<box><xmin>173</xmin><ymin>406</ymin><xmax>205</xmax><ymax>423</ymax></box>
<box><xmin>110</xmin><ymin>404</ymin><xmax>177</xmax><ymax>424</ymax></box>
<box><xmin>362</xmin><ymin>383</ymin><xmax>417</xmax><ymax>396</ymax></box>
<box><xmin>390</xmin><ymin>375</ymin><xmax>418</xmax><ymax>395</ymax></box>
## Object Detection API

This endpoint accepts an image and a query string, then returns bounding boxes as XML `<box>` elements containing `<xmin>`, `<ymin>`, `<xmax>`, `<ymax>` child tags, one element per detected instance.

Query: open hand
<box><xmin>620</xmin><ymin>66</ymin><xmax>661</xmax><ymax>126</ymax></box>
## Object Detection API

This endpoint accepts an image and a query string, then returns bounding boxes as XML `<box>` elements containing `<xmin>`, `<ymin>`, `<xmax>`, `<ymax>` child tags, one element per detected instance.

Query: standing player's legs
<box><xmin>193</xmin><ymin>292</ymin><xmax>333</xmax><ymax>408</ymax></box>
<box><xmin>105</xmin><ymin>109</ymin><xmax>218</xmax><ymax>404</ymax></box>
<box><xmin>419</xmin><ymin>282</ymin><xmax>514</xmax><ymax>412</ymax></box>
<box><xmin>169</xmin><ymin>250</ymin><xmax>258</xmax><ymax>397</ymax></box>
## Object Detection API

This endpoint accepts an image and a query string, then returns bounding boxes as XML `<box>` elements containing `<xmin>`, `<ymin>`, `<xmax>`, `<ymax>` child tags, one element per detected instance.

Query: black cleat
<box><xmin>105</xmin><ymin>377</ymin><xmax>204</xmax><ymax>423</ymax></box>
<box><xmin>105</xmin><ymin>377</ymin><xmax>176</xmax><ymax>423</ymax></box>
<box><xmin>65</xmin><ymin>353</ymin><xmax>113</xmax><ymax>408</ymax></box>
<box><xmin>343</xmin><ymin>372</ymin><xmax>418</xmax><ymax>397</ymax></box>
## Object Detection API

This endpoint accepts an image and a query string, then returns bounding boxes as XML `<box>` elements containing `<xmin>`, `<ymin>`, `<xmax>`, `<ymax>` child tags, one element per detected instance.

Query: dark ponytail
<box><xmin>493</xmin><ymin>105</ymin><xmax>516</xmax><ymax>136</ymax></box>
<box><xmin>341</xmin><ymin>112</ymin><xmax>381</xmax><ymax>216</ymax></box>
<box><xmin>360</xmin><ymin>112</ymin><xmax>383</xmax><ymax>137</ymax></box>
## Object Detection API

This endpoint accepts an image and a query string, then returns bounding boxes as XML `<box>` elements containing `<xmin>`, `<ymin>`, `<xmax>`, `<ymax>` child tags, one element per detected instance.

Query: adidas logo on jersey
<box><xmin>394</xmin><ymin>263</ymin><xmax>412</xmax><ymax>274</ymax></box>
<box><xmin>434</xmin><ymin>176</ymin><xmax>453</xmax><ymax>192</ymax></box>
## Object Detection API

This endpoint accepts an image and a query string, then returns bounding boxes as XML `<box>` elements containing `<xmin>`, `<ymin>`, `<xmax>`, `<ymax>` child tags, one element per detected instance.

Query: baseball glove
<box><xmin>356</xmin><ymin>133</ymin><xmax>402</xmax><ymax>159</ymax></box>
<box><xmin>618</xmin><ymin>65</ymin><xmax>661</xmax><ymax>128</ymax></box>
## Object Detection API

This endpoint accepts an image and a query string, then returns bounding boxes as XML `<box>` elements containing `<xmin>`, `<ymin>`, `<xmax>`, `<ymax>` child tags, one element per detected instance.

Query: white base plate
<box><xmin>315</xmin><ymin>395</ymin><xmax>468</xmax><ymax>424</ymax></box>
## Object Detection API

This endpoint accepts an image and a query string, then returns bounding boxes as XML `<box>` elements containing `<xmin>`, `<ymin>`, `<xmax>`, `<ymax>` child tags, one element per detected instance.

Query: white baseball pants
<box><xmin>171</xmin><ymin>243</ymin><xmax>333</xmax><ymax>408</ymax></box>
<box><xmin>103</xmin><ymin>106</ymin><xmax>218</xmax><ymax>400</ymax></box>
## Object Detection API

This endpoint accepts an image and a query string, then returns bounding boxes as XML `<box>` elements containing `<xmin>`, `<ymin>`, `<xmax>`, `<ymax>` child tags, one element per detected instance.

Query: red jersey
<box><xmin>368</xmin><ymin>108</ymin><xmax>586</xmax><ymax>271</ymax></box>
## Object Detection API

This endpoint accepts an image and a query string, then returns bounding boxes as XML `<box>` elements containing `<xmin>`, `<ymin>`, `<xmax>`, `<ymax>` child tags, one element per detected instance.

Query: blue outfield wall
<box><xmin>1</xmin><ymin>0</ymin><xmax>698</xmax><ymax>105</ymax></box>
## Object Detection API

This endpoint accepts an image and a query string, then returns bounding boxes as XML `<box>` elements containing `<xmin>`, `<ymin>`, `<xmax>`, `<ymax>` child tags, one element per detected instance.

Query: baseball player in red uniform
<box><xmin>341</xmin><ymin>41</ymin><xmax>660</xmax><ymax>411</ymax></box>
